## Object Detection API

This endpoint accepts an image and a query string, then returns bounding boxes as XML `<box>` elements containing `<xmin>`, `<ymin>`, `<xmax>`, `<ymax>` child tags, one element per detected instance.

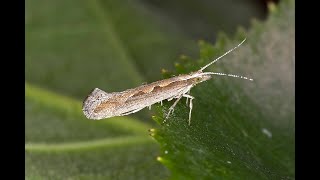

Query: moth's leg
<box><xmin>120</xmin><ymin>107</ymin><xmax>145</xmax><ymax>116</ymax></box>
<box><xmin>183</xmin><ymin>94</ymin><xmax>194</xmax><ymax>125</ymax></box>
<box><xmin>149</xmin><ymin>105</ymin><xmax>151</xmax><ymax>110</ymax></box>
<box><xmin>189</xmin><ymin>98</ymin><xmax>194</xmax><ymax>125</ymax></box>
<box><xmin>164</xmin><ymin>95</ymin><xmax>183</xmax><ymax>122</ymax></box>
<box><xmin>186</xmin><ymin>89</ymin><xmax>191</xmax><ymax>105</ymax></box>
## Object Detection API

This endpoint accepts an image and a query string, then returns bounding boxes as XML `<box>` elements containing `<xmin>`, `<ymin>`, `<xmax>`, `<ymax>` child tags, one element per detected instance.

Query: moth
<box><xmin>82</xmin><ymin>38</ymin><xmax>253</xmax><ymax>125</ymax></box>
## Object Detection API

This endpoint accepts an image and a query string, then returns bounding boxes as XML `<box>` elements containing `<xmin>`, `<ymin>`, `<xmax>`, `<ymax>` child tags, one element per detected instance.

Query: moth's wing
<box><xmin>82</xmin><ymin>88</ymin><xmax>114</xmax><ymax>120</ymax></box>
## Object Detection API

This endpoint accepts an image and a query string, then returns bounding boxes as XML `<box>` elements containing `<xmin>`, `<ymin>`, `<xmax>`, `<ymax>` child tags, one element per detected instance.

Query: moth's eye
<box><xmin>196</xmin><ymin>77</ymin><xmax>202</xmax><ymax>82</ymax></box>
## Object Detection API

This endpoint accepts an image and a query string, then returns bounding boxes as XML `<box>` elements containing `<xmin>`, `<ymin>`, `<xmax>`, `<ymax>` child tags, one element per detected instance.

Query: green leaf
<box><xmin>152</xmin><ymin>0</ymin><xmax>294</xmax><ymax>179</ymax></box>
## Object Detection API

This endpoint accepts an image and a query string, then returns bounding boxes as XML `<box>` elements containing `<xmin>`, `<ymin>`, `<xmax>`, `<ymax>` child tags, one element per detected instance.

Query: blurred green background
<box><xmin>26</xmin><ymin>0</ymin><xmax>282</xmax><ymax>179</ymax></box>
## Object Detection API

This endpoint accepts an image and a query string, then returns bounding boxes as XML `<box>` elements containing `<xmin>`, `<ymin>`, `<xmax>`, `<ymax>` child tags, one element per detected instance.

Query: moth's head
<box><xmin>189</xmin><ymin>71</ymin><xmax>212</xmax><ymax>84</ymax></box>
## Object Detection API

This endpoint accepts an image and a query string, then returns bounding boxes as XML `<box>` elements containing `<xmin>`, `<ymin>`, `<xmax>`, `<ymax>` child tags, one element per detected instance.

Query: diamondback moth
<box><xmin>82</xmin><ymin>38</ymin><xmax>253</xmax><ymax>125</ymax></box>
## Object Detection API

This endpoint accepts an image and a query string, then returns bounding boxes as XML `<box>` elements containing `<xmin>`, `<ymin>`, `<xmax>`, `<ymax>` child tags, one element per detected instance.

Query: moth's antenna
<box><xmin>201</xmin><ymin>72</ymin><xmax>253</xmax><ymax>81</ymax></box>
<box><xmin>199</xmin><ymin>38</ymin><xmax>246</xmax><ymax>72</ymax></box>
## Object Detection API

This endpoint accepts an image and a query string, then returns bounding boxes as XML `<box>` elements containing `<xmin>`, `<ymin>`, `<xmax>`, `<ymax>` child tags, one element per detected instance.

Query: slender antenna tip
<box><xmin>199</xmin><ymin>37</ymin><xmax>247</xmax><ymax>71</ymax></box>
<box><xmin>240</xmin><ymin>38</ymin><xmax>247</xmax><ymax>45</ymax></box>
